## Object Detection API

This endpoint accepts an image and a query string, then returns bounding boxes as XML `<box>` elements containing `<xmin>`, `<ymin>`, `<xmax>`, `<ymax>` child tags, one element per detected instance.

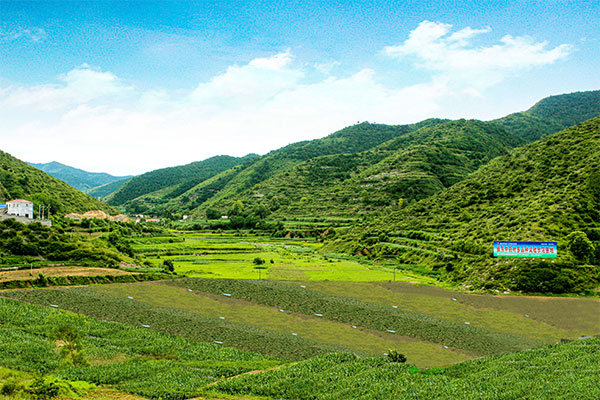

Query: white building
<box><xmin>6</xmin><ymin>199</ymin><xmax>34</xmax><ymax>219</ymax></box>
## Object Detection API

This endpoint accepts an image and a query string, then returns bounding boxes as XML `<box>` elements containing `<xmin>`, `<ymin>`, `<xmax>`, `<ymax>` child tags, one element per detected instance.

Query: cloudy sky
<box><xmin>1</xmin><ymin>1</ymin><xmax>598</xmax><ymax>175</ymax></box>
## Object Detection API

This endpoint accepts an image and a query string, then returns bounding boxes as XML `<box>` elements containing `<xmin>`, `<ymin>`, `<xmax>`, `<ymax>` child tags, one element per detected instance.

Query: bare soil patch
<box><xmin>0</xmin><ymin>266</ymin><xmax>137</xmax><ymax>282</ymax></box>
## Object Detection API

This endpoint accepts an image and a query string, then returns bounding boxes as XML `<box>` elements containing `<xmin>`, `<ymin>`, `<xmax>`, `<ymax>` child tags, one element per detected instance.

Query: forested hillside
<box><xmin>107</xmin><ymin>154</ymin><xmax>258</xmax><ymax>209</ymax></box>
<box><xmin>86</xmin><ymin>176</ymin><xmax>131</xmax><ymax>199</ymax></box>
<box><xmin>329</xmin><ymin>117</ymin><xmax>600</xmax><ymax>293</ymax></box>
<box><xmin>192</xmin><ymin>120</ymin><xmax>522</xmax><ymax>220</ymax></box>
<box><xmin>0</xmin><ymin>150</ymin><xmax>115</xmax><ymax>214</ymax></box>
<box><xmin>493</xmin><ymin>90</ymin><xmax>600</xmax><ymax>142</ymax></box>
<box><xmin>28</xmin><ymin>161</ymin><xmax>131</xmax><ymax>192</ymax></box>
<box><xmin>106</xmin><ymin>90</ymin><xmax>600</xmax><ymax>225</ymax></box>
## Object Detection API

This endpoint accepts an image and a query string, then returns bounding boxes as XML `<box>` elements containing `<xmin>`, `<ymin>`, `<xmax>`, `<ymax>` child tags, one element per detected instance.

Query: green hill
<box><xmin>28</xmin><ymin>161</ymin><xmax>132</xmax><ymax>192</ymax></box>
<box><xmin>106</xmin><ymin>154</ymin><xmax>258</xmax><ymax>208</ymax></box>
<box><xmin>109</xmin><ymin>90</ymin><xmax>600</xmax><ymax>225</ymax></box>
<box><xmin>329</xmin><ymin>117</ymin><xmax>600</xmax><ymax>293</ymax></box>
<box><xmin>176</xmin><ymin>91</ymin><xmax>600</xmax><ymax>223</ymax></box>
<box><xmin>114</xmin><ymin>120</ymin><xmax>445</xmax><ymax>217</ymax></box>
<box><xmin>0</xmin><ymin>150</ymin><xmax>115</xmax><ymax>214</ymax></box>
<box><xmin>85</xmin><ymin>176</ymin><xmax>131</xmax><ymax>199</ymax></box>
<box><xmin>238</xmin><ymin>119</ymin><xmax>523</xmax><ymax>220</ymax></box>
<box><xmin>493</xmin><ymin>90</ymin><xmax>600</xmax><ymax>142</ymax></box>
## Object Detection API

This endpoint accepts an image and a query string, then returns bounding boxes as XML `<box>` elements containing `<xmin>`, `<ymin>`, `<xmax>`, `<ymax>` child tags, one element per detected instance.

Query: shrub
<box><xmin>387</xmin><ymin>349</ymin><xmax>407</xmax><ymax>363</ymax></box>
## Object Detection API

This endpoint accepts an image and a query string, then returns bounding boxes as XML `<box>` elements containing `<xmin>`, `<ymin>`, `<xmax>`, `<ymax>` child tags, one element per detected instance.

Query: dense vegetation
<box><xmin>210</xmin><ymin>338</ymin><xmax>600</xmax><ymax>400</ymax></box>
<box><xmin>27</xmin><ymin>161</ymin><xmax>131</xmax><ymax>193</ymax></box>
<box><xmin>107</xmin><ymin>154</ymin><xmax>258</xmax><ymax>208</ymax></box>
<box><xmin>85</xmin><ymin>176</ymin><xmax>131</xmax><ymax>199</ymax></box>
<box><xmin>0</xmin><ymin>150</ymin><xmax>115</xmax><ymax>214</ymax></box>
<box><xmin>222</xmin><ymin>119</ymin><xmax>523</xmax><ymax>220</ymax></box>
<box><xmin>330</xmin><ymin>117</ymin><xmax>600</xmax><ymax>293</ymax></box>
<box><xmin>0</xmin><ymin>217</ymin><xmax>166</xmax><ymax>269</ymax></box>
<box><xmin>494</xmin><ymin>90</ymin><xmax>600</xmax><ymax>142</ymax></box>
<box><xmin>110</xmin><ymin>120</ymin><xmax>446</xmax><ymax>219</ymax></box>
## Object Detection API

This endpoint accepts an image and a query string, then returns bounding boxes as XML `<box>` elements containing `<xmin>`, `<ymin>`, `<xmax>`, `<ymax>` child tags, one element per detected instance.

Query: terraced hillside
<box><xmin>225</xmin><ymin>119</ymin><xmax>523</xmax><ymax>220</ymax></box>
<box><xmin>330</xmin><ymin>116</ymin><xmax>600</xmax><ymax>293</ymax></box>
<box><xmin>106</xmin><ymin>154</ymin><xmax>258</xmax><ymax>209</ymax></box>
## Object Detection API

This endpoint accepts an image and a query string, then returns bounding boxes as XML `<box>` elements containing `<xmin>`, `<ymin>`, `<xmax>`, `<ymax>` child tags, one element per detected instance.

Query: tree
<box><xmin>566</xmin><ymin>231</ymin><xmax>594</xmax><ymax>263</ymax></box>
<box><xmin>163</xmin><ymin>259</ymin><xmax>175</xmax><ymax>273</ymax></box>
<box><xmin>229</xmin><ymin>200</ymin><xmax>244</xmax><ymax>216</ymax></box>
<box><xmin>45</xmin><ymin>311</ymin><xmax>89</xmax><ymax>366</ymax></box>
<box><xmin>206</xmin><ymin>208</ymin><xmax>220</xmax><ymax>220</ymax></box>
<box><xmin>253</xmin><ymin>257</ymin><xmax>265</xmax><ymax>265</ymax></box>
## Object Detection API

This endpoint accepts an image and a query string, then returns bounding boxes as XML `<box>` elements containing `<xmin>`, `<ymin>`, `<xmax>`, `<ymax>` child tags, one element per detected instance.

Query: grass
<box><xmin>132</xmin><ymin>231</ymin><xmax>439</xmax><ymax>284</ymax></box>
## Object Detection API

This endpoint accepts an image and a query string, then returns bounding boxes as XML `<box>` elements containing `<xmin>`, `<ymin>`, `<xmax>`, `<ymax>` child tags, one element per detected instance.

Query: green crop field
<box><xmin>210</xmin><ymin>338</ymin><xmax>600</xmax><ymax>400</ymax></box>
<box><xmin>4</xmin><ymin>279</ymin><xmax>597</xmax><ymax>371</ymax></box>
<box><xmin>0</xmin><ymin>297</ymin><xmax>278</xmax><ymax>399</ymax></box>
<box><xmin>131</xmin><ymin>232</ymin><xmax>441</xmax><ymax>284</ymax></box>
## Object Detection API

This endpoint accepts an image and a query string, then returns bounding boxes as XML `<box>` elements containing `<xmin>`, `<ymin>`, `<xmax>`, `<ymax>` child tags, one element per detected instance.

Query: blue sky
<box><xmin>1</xmin><ymin>0</ymin><xmax>599</xmax><ymax>175</ymax></box>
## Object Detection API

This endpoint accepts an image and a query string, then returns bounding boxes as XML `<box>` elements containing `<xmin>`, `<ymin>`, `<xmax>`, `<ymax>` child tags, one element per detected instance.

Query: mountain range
<box><xmin>28</xmin><ymin>161</ymin><xmax>131</xmax><ymax>194</ymax></box>
<box><xmin>99</xmin><ymin>90</ymin><xmax>600</xmax><ymax>222</ymax></box>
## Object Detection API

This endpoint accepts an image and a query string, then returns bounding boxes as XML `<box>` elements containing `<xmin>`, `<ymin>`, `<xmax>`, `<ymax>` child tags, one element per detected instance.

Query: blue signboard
<box><xmin>493</xmin><ymin>241</ymin><xmax>557</xmax><ymax>258</ymax></box>
<box><xmin>0</xmin><ymin>204</ymin><xmax>6</xmax><ymax>209</ymax></box>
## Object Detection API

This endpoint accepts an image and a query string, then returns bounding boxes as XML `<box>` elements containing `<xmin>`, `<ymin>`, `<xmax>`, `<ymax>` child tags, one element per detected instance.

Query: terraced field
<box><xmin>131</xmin><ymin>232</ymin><xmax>440</xmax><ymax>283</ymax></box>
<box><xmin>3</xmin><ymin>279</ymin><xmax>597</xmax><ymax>369</ymax></box>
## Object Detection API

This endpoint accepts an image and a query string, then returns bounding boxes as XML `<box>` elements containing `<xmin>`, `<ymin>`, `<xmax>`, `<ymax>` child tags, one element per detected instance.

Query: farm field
<box><xmin>131</xmin><ymin>231</ymin><xmax>440</xmax><ymax>284</ymax></box>
<box><xmin>3</xmin><ymin>279</ymin><xmax>598</xmax><ymax>369</ymax></box>
<box><xmin>0</xmin><ymin>297</ymin><xmax>278</xmax><ymax>399</ymax></box>
<box><xmin>210</xmin><ymin>338</ymin><xmax>600</xmax><ymax>400</ymax></box>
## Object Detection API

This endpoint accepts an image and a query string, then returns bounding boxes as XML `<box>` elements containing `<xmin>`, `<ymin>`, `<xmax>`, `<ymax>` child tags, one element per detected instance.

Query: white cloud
<box><xmin>384</xmin><ymin>21</ymin><xmax>572</xmax><ymax>89</ymax></box>
<box><xmin>1</xmin><ymin>64</ymin><xmax>133</xmax><ymax>111</ymax></box>
<box><xmin>0</xmin><ymin>23</ymin><xmax>574</xmax><ymax>175</ymax></box>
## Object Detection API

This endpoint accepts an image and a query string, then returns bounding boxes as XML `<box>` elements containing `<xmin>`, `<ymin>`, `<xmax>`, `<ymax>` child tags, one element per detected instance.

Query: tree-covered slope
<box><xmin>106</xmin><ymin>154</ymin><xmax>258</xmax><ymax>207</ymax></box>
<box><xmin>0</xmin><ymin>150</ymin><xmax>115</xmax><ymax>214</ymax></box>
<box><xmin>329</xmin><ymin>117</ymin><xmax>600</xmax><ymax>293</ymax></box>
<box><xmin>85</xmin><ymin>176</ymin><xmax>131</xmax><ymax>199</ymax></box>
<box><xmin>493</xmin><ymin>89</ymin><xmax>600</xmax><ymax>142</ymax></box>
<box><xmin>196</xmin><ymin>120</ymin><xmax>522</xmax><ymax>220</ymax></box>
<box><xmin>121</xmin><ymin>120</ymin><xmax>445</xmax><ymax>217</ymax></box>
<box><xmin>28</xmin><ymin>161</ymin><xmax>131</xmax><ymax>192</ymax></box>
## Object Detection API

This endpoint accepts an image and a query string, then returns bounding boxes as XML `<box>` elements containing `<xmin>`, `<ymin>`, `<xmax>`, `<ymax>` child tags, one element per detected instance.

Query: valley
<box><xmin>0</xmin><ymin>90</ymin><xmax>598</xmax><ymax>399</ymax></box>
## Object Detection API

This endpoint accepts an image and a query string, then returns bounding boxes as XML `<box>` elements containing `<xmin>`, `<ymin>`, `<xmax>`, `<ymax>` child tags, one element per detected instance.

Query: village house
<box><xmin>6</xmin><ymin>199</ymin><xmax>34</xmax><ymax>219</ymax></box>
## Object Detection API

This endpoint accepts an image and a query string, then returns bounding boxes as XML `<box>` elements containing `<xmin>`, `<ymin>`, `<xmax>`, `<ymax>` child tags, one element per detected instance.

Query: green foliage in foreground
<box><xmin>210</xmin><ymin>338</ymin><xmax>600</xmax><ymax>400</ymax></box>
<box><xmin>0</xmin><ymin>150</ymin><xmax>114</xmax><ymax>214</ymax></box>
<box><xmin>0</xmin><ymin>298</ymin><xmax>276</xmax><ymax>399</ymax></box>
<box><xmin>330</xmin><ymin>117</ymin><xmax>600</xmax><ymax>293</ymax></box>
<box><xmin>0</xmin><ymin>367</ymin><xmax>96</xmax><ymax>400</ymax></box>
